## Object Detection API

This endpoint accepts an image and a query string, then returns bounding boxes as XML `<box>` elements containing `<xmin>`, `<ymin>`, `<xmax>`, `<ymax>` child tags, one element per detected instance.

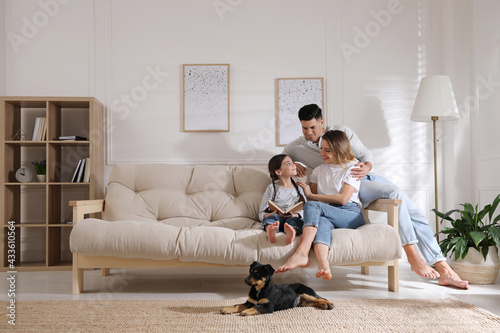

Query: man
<box><xmin>279</xmin><ymin>104</ymin><xmax>469</xmax><ymax>289</ymax></box>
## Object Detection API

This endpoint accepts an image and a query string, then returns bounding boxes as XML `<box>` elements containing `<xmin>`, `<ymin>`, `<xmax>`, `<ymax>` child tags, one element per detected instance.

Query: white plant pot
<box><xmin>451</xmin><ymin>246</ymin><xmax>500</xmax><ymax>284</ymax></box>
<box><xmin>37</xmin><ymin>174</ymin><xmax>46</xmax><ymax>182</ymax></box>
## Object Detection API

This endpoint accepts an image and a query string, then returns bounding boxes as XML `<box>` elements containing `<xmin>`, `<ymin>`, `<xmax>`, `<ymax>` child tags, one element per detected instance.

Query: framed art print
<box><xmin>276</xmin><ymin>77</ymin><xmax>324</xmax><ymax>146</ymax></box>
<box><xmin>183</xmin><ymin>64</ymin><xmax>230</xmax><ymax>132</ymax></box>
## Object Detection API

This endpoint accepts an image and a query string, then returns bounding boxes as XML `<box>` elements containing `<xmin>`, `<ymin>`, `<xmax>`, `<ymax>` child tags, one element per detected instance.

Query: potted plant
<box><xmin>433</xmin><ymin>194</ymin><xmax>500</xmax><ymax>284</ymax></box>
<box><xmin>31</xmin><ymin>159</ymin><xmax>46</xmax><ymax>182</ymax></box>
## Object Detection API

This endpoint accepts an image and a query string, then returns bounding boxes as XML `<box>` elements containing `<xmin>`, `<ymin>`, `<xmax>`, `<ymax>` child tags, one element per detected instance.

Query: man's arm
<box><xmin>340</xmin><ymin>126</ymin><xmax>373</xmax><ymax>179</ymax></box>
<box><xmin>342</xmin><ymin>126</ymin><xmax>373</xmax><ymax>165</ymax></box>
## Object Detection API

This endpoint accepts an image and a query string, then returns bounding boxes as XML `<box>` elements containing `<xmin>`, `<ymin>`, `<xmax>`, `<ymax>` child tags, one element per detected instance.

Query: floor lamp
<box><xmin>411</xmin><ymin>75</ymin><xmax>460</xmax><ymax>240</ymax></box>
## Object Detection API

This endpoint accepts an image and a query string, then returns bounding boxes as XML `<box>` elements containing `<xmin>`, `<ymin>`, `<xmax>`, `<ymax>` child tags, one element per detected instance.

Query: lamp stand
<box><xmin>432</xmin><ymin>116</ymin><xmax>439</xmax><ymax>241</ymax></box>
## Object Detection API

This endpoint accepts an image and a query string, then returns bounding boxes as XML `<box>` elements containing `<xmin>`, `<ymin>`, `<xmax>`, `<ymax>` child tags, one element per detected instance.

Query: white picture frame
<box><xmin>276</xmin><ymin>78</ymin><xmax>325</xmax><ymax>146</ymax></box>
<box><xmin>183</xmin><ymin>64</ymin><xmax>230</xmax><ymax>132</ymax></box>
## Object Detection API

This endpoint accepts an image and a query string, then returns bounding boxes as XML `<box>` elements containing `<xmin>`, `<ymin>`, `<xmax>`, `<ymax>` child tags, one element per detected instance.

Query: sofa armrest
<box><xmin>363</xmin><ymin>199</ymin><xmax>402</xmax><ymax>231</ymax></box>
<box><xmin>69</xmin><ymin>199</ymin><xmax>105</xmax><ymax>225</ymax></box>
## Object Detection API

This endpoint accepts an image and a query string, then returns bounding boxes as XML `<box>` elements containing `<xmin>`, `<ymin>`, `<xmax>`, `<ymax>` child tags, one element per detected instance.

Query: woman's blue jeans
<box><xmin>302</xmin><ymin>201</ymin><xmax>365</xmax><ymax>248</ymax></box>
<box><xmin>262</xmin><ymin>214</ymin><xmax>303</xmax><ymax>235</ymax></box>
<box><xmin>360</xmin><ymin>174</ymin><xmax>446</xmax><ymax>265</ymax></box>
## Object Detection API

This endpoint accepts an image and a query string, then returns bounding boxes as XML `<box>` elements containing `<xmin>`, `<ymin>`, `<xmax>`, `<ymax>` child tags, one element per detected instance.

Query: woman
<box><xmin>276</xmin><ymin>130</ymin><xmax>365</xmax><ymax>279</ymax></box>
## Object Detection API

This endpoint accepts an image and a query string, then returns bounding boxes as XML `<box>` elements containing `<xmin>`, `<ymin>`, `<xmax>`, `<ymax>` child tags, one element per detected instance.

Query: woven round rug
<box><xmin>1</xmin><ymin>298</ymin><xmax>499</xmax><ymax>332</ymax></box>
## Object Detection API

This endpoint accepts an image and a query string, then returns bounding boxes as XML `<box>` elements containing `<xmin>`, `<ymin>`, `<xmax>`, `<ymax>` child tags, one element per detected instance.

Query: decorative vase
<box><xmin>451</xmin><ymin>246</ymin><xmax>500</xmax><ymax>284</ymax></box>
<box><xmin>37</xmin><ymin>174</ymin><xmax>46</xmax><ymax>183</ymax></box>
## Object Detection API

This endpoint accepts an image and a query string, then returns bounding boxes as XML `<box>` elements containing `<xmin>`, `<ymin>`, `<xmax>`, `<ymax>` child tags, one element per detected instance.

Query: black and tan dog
<box><xmin>221</xmin><ymin>261</ymin><xmax>333</xmax><ymax>316</ymax></box>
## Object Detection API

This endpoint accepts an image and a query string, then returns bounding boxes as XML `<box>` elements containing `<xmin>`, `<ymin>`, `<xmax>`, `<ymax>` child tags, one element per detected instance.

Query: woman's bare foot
<box><xmin>316</xmin><ymin>260</ymin><xmax>332</xmax><ymax>280</ymax></box>
<box><xmin>435</xmin><ymin>261</ymin><xmax>470</xmax><ymax>290</ymax></box>
<box><xmin>275</xmin><ymin>253</ymin><xmax>310</xmax><ymax>273</ymax></box>
<box><xmin>266</xmin><ymin>222</ymin><xmax>279</xmax><ymax>243</ymax></box>
<box><xmin>404</xmin><ymin>244</ymin><xmax>440</xmax><ymax>279</ymax></box>
<box><xmin>316</xmin><ymin>269</ymin><xmax>332</xmax><ymax>280</ymax></box>
<box><xmin>284</xmin><ymin>223</ymin><xmax>296</xmax><ymax>244</ymax></box>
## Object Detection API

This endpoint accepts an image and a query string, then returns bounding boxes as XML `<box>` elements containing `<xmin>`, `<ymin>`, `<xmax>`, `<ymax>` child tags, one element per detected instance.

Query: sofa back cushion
<box><xmin>103</xmin><ymin>163</ymin><xmax>270</xmax><ymax>224</ymax></box>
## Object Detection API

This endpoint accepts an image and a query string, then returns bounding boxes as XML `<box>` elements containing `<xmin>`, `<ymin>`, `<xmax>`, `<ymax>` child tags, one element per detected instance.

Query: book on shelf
<box><xmin>32</xmin><ymin>117</ymin><xmax>39</xmax><ymax>141</ymax></box>
<box><xmin>32</xmin><ymin>117</ymin><xmax>47</xmax><ymax>141</ymax></box>
<box><xmin>71</xmin><ymin>158</ymin><xmax>89</xmax><ymax>182</ymax></box>
<box><xmin>83</xmin><ymin>157</ymin><xmax>90</xmax><ymax>183</ymax></box>
<box><xmin>76</xmin><ymin>158</ymin><xmax>86</xmax><ymax>182</ymax></box>
<box><xmin>58</xmin><ymin>135</ymin><xmax>88</xmax><ymax>141</ymax></box>
<box><xmin>41</xmin><ymin>117</ymin><xmax>47</xmax><ymax>140</ymax></box>
<box><xmin>71</xmin><ymin>159</ymin><xmax>82</xmax><ymax>182</ymax></box>
<box><xmin>268</xmin><ymin>200</ymin><xmax>304</xmax><ymax>215</ymax></box>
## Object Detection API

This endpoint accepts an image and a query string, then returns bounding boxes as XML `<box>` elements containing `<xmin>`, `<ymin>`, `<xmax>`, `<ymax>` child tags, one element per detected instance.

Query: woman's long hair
<box><xmin>321</xmin><ymin>130</ymin><xmax>357</xmax><ymax>169</ymax></box>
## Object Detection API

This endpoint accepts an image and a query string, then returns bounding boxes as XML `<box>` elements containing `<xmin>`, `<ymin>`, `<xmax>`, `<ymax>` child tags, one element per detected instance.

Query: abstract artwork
<box><xmin>183</xmin><ymin>64</ymin><xmax>230</xmax><ymax>132</ymax></box>
<box><xmin>276</xmin><ymin>78</ymin><xmax>324</xmax><ymax>146</ymax></box>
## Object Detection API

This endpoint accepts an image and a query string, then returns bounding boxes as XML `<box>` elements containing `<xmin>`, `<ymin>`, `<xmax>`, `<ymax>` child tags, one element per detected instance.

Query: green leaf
<box><xmin>439</xmin><ymin>242</ymin><xmax>451</xmax><ymax>256</ymax></box>
<box><xmin>438</xmin><ymin>227</ymin><xmax>456</xmax><ymax>235</ymax></box>
<box><xmin>477</xmin><ymin>204</ymin><xmax>491</xmax><ymax>225</ymax></box>
<box><xmin>451</xmin><ymin>218</ymin><xmax>472</xmax><ymax>235</ymax></box>
<box><xmin>489</xmin><ymin>226</ymin><xmax>500</xmax><ymax>247</ymax></box>
<box><xmin>454</xmin><ymin>238</ymin><xmax>468</xmax><ymax>260</ymax></box>
<box><xmin>462</xmin><ymin>203</ymin><xmax>475</xmax><ymax>217</ymax></box>
<box><xmin>481</xmin><ymin>246</ymin><xmax>490</xmax><ymax>261</ymax></box>
<box><xmin>432</xmin><ymin>208</ymin><xmax>458</xmax><ymax>222</ymax></box>
<box><xmin>489</xmin><ymin>194</ymin><xmax>500</xmax><ymax>221</ymax></box>
<box><xmin>470</xmin><ymin>231</ymin><xmax>487</xmax><ymax>247</ymax></box>
<box><xmin>460</xmin><ymin>209</ymin><xmax>475</xmax><ymax>227</ymax></box>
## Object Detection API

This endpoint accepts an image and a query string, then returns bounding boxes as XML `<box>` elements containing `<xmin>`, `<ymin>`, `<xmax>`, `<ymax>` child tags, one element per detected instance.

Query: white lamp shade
<box><xmin>411</xmin><ymin>75</ymin><xmax>460</xmax><ymax>122</ymax></box>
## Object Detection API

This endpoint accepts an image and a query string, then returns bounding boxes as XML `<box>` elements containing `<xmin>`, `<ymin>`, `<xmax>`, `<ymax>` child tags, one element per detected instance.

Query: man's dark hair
<box><xmin>298</xmin><ymin>104</ymin><xmax>323</xmax><ymax>121</ymax></box>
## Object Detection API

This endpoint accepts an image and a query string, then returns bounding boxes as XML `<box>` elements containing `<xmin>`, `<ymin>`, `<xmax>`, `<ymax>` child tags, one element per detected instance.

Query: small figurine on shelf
<box><xmin>12</xmin><ymin>128</ymin><xmax>27</xmax><ymax>141</ymax></box>
<box><xmin>31</xmin><ymin>159</ymin><xmax>46</xmax><ymax>182</ymax></box>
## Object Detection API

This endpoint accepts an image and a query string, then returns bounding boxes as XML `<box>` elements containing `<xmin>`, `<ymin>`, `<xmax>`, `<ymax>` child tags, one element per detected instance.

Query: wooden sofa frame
<box><xmin>70</xmin><ymin>198</ymin><xmax>402</xmax><ymax>294</ymax></box>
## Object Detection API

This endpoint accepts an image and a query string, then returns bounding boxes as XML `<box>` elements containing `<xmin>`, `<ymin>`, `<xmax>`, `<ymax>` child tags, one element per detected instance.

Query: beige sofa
<box><xmin>69</xmin><ymin>163</ymin><xmax>402</xmax><ymax>294</ymax></box>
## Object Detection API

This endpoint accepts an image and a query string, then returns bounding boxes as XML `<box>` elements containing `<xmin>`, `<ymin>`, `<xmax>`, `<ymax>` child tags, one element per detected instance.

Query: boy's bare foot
<box><xmin>435</xmin><ymin>261</ymin><xmax>470</xmax><ymax>290</ymax></box>
<box><xmin>266</xmin><ymin>222</ymin><xmax>279</xmax><ymax>243</ymax></box>
<box><xmin>284</xmin><ymin>223</ymin><xmax>296</xmax><ymax>244</ymax></box>
<box><xmin>275</xmin><ymin>253</ymin><xmax>310</xmax><ymax>273</ymax></box>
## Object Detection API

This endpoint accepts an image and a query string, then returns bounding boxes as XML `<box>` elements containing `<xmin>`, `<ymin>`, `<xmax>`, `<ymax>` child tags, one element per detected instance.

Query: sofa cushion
<box><xmin>70</xmin><ymin>218</ymin><xmax>401</xmax><ymax>266</ymax></box>
<box><xmin>103</xmin><ymin>164</ymin><xmax>270</xmax><ymax>224</ymax></box>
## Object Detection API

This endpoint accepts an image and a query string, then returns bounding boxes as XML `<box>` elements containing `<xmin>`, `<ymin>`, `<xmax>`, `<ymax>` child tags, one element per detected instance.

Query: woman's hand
<box><xmin>297</xmin><ymin>181</ymin><xmax>312</xmax><ymax>197</ymax></box>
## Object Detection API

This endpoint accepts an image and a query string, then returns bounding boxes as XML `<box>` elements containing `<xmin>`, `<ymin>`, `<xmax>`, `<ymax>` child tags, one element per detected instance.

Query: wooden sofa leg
<box><xmin>73</xmin><ymin>254</ymin><xmax>83</xmax><ymax>294</ymax></box>
<box><xmin>361</xmin><ymin>266</ymin><xmax>369</xmax><ymax>275</ymax></box>
<box><xmin>388</xmin><ymin>261</ymin><xmax>399</xmax><ymax>292</ymax></box>
<box><xmin>102</xmin><ymin>268</ymin><xmax>110</xmax><ymax>276</ymax></box>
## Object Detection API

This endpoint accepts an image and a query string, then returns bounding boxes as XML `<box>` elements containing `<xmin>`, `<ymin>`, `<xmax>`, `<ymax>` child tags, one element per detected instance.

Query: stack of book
<box><xmin>71</xmin><ymin>158</ymin><xmax>90</xmax><ymax>183</ymax></box>
<box><xmin>58</xmin><ymin>135</ymin><xmax>87</xmax><ymax>141</ymax></box>
<box><xmin>32</xmin><ymin>117</ymin><xmax>47</xmax><ymax>141</ymax></box>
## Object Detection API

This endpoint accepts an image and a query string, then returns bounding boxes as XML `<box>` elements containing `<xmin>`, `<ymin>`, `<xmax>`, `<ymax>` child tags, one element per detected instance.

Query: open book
<box><xmin>268</xmin><ymin>200</ymin><xmax>304</xmax><ymax>215</ymax></box>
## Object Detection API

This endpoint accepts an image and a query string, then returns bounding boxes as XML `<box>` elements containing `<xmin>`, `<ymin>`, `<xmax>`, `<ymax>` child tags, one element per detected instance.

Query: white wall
<box><xmin>472</xmin><ymin>0</ymin><xmax>500</xmax><ymax>208</ymax></box>
<box><xmin>2</xmin><ymin>0</ymin><xmax>500</xmax><ymax>229</ymax></box>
